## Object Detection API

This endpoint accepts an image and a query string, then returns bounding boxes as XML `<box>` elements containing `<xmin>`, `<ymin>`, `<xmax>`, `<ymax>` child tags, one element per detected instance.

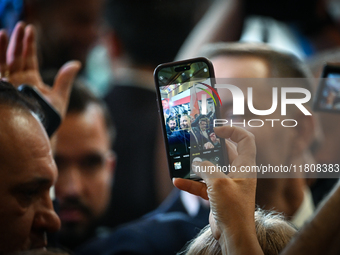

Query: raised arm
<box><xmin>280</xmin><ymin>180</ymin><xmax>340</xmax><ymax>255</ymax></box>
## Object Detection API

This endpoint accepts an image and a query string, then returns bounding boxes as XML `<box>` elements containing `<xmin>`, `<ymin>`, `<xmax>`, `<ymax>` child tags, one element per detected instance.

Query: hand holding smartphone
<box><xmin>154</xmin><ymin>57</ymin><xmax>228</xmax><ymax>180</ymax></box>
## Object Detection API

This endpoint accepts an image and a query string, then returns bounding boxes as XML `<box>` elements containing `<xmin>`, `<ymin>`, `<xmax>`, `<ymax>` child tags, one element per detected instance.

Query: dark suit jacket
<box><xmin>103</xmin><ymin>85</ymin><xmax>160</xmax><ymax>228</ymax></box>
<box><xmin>76</xmin><ymin>189</ymin><xmax>210</xmax><ymax>255</ymax></box>
<box><xmin>168</xmin><ymin>129</ymin><xmax>191</xmax><ymax>155</ymax></box>
<box><xmin>191</xmin><ymin>126</ymin><xmax>213</xmax><ymax>150</ymax></box>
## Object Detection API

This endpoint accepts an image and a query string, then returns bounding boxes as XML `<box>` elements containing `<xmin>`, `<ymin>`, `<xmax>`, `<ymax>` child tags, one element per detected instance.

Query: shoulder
<box><xmin>76</xmin><ymin>212</ymin><xmax>205</xmax><ymax>255</ymax></box>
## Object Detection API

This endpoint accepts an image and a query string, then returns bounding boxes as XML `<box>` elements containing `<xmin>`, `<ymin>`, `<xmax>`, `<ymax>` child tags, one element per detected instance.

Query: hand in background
<box><xmin>0</xmin><ymin>22</ymin><xmax>81</xmax><ymax>119</ymax></box>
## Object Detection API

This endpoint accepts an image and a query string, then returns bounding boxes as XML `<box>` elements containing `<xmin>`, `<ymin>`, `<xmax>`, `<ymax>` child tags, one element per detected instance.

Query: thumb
<box><xmin>53</xmin><ymin>60</ymin><xmax>81</xmax><ymax>116</ymax></box>
<box><xmin>53</xmin><ymin>60</ymin><xmax>81</xmax><ymax>99</ymax></box>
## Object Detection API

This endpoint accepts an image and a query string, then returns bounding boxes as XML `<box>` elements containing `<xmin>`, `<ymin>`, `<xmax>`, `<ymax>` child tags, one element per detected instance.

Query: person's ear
<box><xmin>290</xmin><ymin>109</ymin><xmax>316</xmax><ymax>156</ymax></box>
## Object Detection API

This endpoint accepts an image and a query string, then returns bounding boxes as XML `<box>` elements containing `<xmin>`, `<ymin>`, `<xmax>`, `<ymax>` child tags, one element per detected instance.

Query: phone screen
<box><xmin>155</xmin><ymin>58</ymin><xmax>227</xmax><ymax>179</ymax></box>
<box><xmin>314</xmin><ymin>65</ymin><xmax>340</xmax><ymax>113</ymax></box>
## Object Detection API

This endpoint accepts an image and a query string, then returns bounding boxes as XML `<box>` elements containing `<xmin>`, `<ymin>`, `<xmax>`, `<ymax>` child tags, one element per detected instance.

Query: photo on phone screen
<box><xmin>154</xmin><ymin>58</ymin><xmax>227</xmax><ymax>180</ymax></box>
<box><xmin>314</xmin><ymin>64</ymin><xmax>340</xmax><ymax>113</ymax></box>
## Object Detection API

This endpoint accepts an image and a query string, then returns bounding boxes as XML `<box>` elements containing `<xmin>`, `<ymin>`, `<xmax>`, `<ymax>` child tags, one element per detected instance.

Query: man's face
<box><xmin>169</xmin><ymin>120</ymin><xmax>176</xmax><ymax>130</ymax></box>
<box><xmin>199</xmin><ymin>120</ymin><xmax>207</xmax><ymax>131</ymax></box>
<box><xmin>212</xmin><ymin>56</ymin><xmax>298</xmax><ymax>167</ymax></box>
<box><xmin>54</xmin><ymin>104</ymin><xmax>114</xmax><ymax>244</ymax></box>
<box><xmin>0</xmin><ymin>108</ymin><xmax>60</xmax><ymax>253</ymax></box>
<box><xmin>180</xmin><ymin>116</ymin><xmax>190</xmax><ymax>130</ymax></box>
<box><xmin>162</xmin><ymin>100</ymin><xmax>169</xmax><ymax>110</ymax></box>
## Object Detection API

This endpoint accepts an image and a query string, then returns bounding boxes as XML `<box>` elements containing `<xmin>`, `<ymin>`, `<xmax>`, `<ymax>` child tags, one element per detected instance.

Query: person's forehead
<box><xmin>56</xmin><ymin>104</ymin><xmax>110</xmax><ymax>156</ymax></box>
<box><xmin>211</xmin><ymin>55</ymin><xmax>274</xmax><ymax>106</ymax></box>
<box><xmin>211</xmin><ymin>55</ymin><xmax>270</xmax><ymax>79</ymax></box>
<box><xmin>0</xmin><ymin>107</ymin><xmax>57</xmax><ymax>181</ymax></box>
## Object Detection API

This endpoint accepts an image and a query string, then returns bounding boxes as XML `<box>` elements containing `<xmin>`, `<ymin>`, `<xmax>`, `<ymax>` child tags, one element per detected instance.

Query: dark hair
<box><xmin>0</xmin><ymin>81</ymin><xmax>45</xmax><ymax>123</ymax></box>
<box><xmin>167</xmin><ymin>116</ymin><xmax>176</xmax><ymax>123</ymax></box>
<box><xmin>198</xmin><ymin>117</ymin><xmax>209</xmax><ymax>123</ymax></box>
<box><xmin>67</xmin><ymin>80</ymin><xmax>116</xmax><ymax>145</ymax></box>
<box><xmin>104</xmin><ymin>0</ymin><xmax>196</xmax><ymax>67</ymax></box>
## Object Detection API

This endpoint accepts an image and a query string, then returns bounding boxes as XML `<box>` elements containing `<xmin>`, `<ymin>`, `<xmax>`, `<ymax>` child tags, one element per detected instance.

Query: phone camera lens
<box><xmin>175</xmin><ymin>65</ymin><xmax>191</xmax><ymax>72</ymax></box>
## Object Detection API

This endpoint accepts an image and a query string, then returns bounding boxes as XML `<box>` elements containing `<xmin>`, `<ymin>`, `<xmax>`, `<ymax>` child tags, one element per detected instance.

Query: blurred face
<box><xmin>162</xmin><ymin>100</ymin><xmax>169</xmax><ymax>109</ymax></box>
<box><xmin>180</xmin><ymin>116</ymin><xmax>190</xmax><ymax>129</ymax></box>
<box><xmin>199</xmin><ymin>120</ymin><xmax>207</xmax><ymax>131</ymax></box>
<box><xmin>36</xmin><ymin>0</ymin><xmax>104</xmax><ymax>66</ymax></box>
<box><xmin>55</xmin><ymin>104</ymin><xmax>114</xmax><ymax>244</ymax></box>
<box><xmin>169</xmin><ymin>120</ymin><xmax>176</xmax><ymax>130</ymax></box>
<box><xmin>212</xmin><ymin>56</ymin><xmax>298</xmax><ymax>167</ymax></box>
<box><xmin>0</xmin><ymin>108</ymin><xmax>60</xmax><ymax>253</ymax></box>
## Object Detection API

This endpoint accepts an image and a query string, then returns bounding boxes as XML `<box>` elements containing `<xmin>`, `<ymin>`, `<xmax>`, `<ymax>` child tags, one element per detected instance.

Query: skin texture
<box><xmin>0</xmin><ymin>107</ymin><xmax>61</xmax><ymax>253</ymax></box>
<box><xmin>55</xmin><ymin>104</ymin><xmax>114</xmax><ymax>240</ymax></box>
<box><xmin>281</xmin><ymin>180</ymin><xmax>340</xmax><ymax>255</ymax></box>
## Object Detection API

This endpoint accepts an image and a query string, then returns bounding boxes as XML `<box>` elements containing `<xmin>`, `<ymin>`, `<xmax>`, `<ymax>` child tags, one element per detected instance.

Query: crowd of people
<box><xmin>1</xmin><ymin>0</ymin><xmax>340</xmax><ymax>254</ymax></box>
<box><xmin>166</xmin><ymin>108</ymin><xmax>219</xmax><ymax>155</ymax></box>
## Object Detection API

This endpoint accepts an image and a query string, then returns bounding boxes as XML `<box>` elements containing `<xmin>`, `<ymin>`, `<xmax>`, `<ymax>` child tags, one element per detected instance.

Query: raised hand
<box><xmin>0</xmin><ymin>22</ymin><xmax>81</xmax><ymax>119</ymax></box>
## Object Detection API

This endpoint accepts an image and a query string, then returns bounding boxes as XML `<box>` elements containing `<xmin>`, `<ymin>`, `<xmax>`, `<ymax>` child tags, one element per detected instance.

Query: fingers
<box><xmin>7</xmin><ymin>22</ymin><xmax>25</xmax><ymax>73</ymax></box>
<box><xmin>53</xmin><ymin>61</ymin><xmax>81</xmax><ymax>116</ymax></box>
<box><xmin>225</xmin><ymin>139</ymin><xmax>237</xmax><ymax>163</ymax></box>
<box><xmin>214</xmin><ymin>126</ymin><xmax>256</xmax><ymax>167</ymax></box>
<box><xmin>23</xmin><ymin>25</ymin><xmax>38</xmax><ymax>70</ymax></box>
<box><xmin>0</xmin><ymin>30</ymin><xmax>8</xmax><ymax>77</ymax></box>
<box><xmin>54</xmin><ymin>60</ymin><xmax>81</xmax><ymax>95</ymax></box>
<box><xmin>172</xmin><ymin>178</ymin><xmax>209</xmax><ymax>200</ymax></box>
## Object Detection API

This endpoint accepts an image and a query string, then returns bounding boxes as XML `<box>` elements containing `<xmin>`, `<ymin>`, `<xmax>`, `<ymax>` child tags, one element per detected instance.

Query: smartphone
<box><xmin>154</xmin><ymin>57</ymin><xmax>228</xmax><ymax>180</ymax></box>
<box><xmin>313</xmin><ymin>64</ymin><xmax>340</xmax><ymax>113</ymax></box>
<box><xmin>18</xmin><ymin>85</ymin><xmax>61</xmax><ymax>137</ymax></box>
